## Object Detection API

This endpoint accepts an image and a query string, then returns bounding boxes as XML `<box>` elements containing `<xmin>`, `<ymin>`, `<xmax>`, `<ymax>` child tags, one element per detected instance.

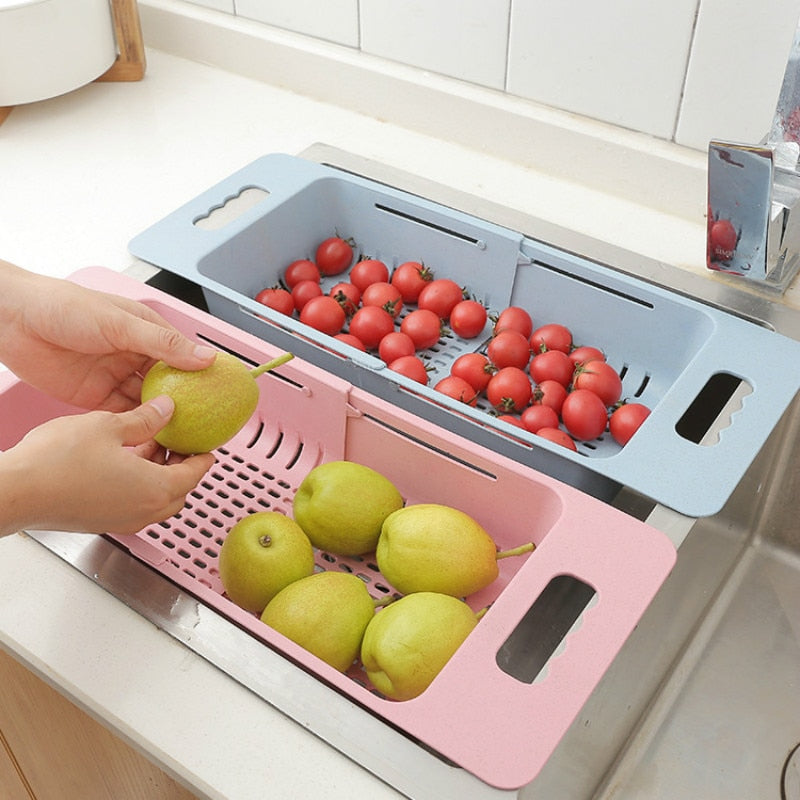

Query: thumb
<box><xmin>118</xmin><ymin>395</ymin><xmax>175</xmax><ymax>447</ymax></box>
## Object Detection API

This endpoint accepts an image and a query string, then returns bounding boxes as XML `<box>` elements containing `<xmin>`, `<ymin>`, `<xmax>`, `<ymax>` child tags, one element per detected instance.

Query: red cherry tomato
<box><xmin>291</xmin><ymin>279</ymin><xmax>323</xmax><ymax>312</ymax></box>
<box><xmin>400</xmin><ymin>309</ymin><xmax>442</xmax><ymax>350</ymax></box>
<box><xmin>450</xmin><ymin>352</ymin><xmax>495</xmax><ymax>393</ymax></box>
<box><xmin>536</xmin><ymin>427</ymin><xmax>578</xmax><ymax>451</ymax></box>
<box><xmin>334</xmin><ymin>332</ymin><xmax>367</xmax><ymax>351</ymax></box>
<box><xmin>434</xmin><ymin>375</ymin><xmax>478</xmax><ymax>406</ymax></box>
<box><xmin>283</xmin><ymin>259</ymin><xmax>320</xmax><ymax>288</ymax></box>
<box><xmin>390</xmin><ymin>261</ymin><xmax>433</xmax><ymax>303</ymax></box>
<box><xmin>329</xmin><ymin>282</ymin><xmax>361</xmax><ymax>316</ymax></box>
<box><xmin>361</xmin><ymin>281</ymin><xmax>403</xmax><ymax>318</ymax></box>
<box><xmin>530</xmin><ymin>323</ymin><xmax>573</xmax><ymax>355</ymax></box>
<box><xmin>609</xmin><ymin>402</ymin><xmax>650</xmax><ymax>445</ymax></box>
<box><xmin>520</xmin><ymin>404</ymin><xmax>560</xmax><ymax>433</ymax></box>
<box><xmin>348</xmin><ymin>305</ymin><xmax>395</xmax><ymax>349</ymax></box>
<box><xmin>487</xmin><ymin>329</ymin><xmax>531</xmax><ymax>370</ymax></box>
<box><xmin>709</xmin><ymin>219</ymin><xmax>737</xmax><ymax>262</ymax></box>
<box><xmin>531</xmin><ymin>379</ymin><xmax>568</xmax><ymax>415</ymax></box>
<box><xmin>493</xmin><ymin>306</ymin><xmax>533</xmax><ymax>339</ymax></box>
<box><xmin>529</xmin><ymin>350</ymin><xmax>574</xmax><ymax>387</ymax></box>
<box><xmin>486</xmin><ymin>367</ymin><xmax>532</xmax><ymax>413</ymax></box>
<box><xmin>569</xmin><ymin>345</ymin><xmax>606</xmax><ymax>366</ymax></box>
<box><xmin>418</xmin><ymin>279</ymin><xmax>464</xmax><ymax>320</ymax></box>
<box><xmin>378</xmin><ymin>331</ymin><xmax>416</xmax><ymax>364</ymax></box>
<box><xmin>315</xmin><ymin>236</ymin><xmax>354</xmax><ymax>276</ymax></box>
<box><xmin>255</xmin><ymin>287</ymin><xmax>294</xmax><ymax>316</ymax></box>
<box><xmin>299</xmin><ymin>294</ymin><xmax>346</xmax><ymax>336</ymax></box>
<box><xmin>449</xmin><ymin>299</ymin><xmax>488</xmax><ymax>339</ymax></box>
<box><xmin>389</xmin><ymin>355</ymin><xmax>430</xmax><ymax>385</ymax></box>
<box><xmin>561</xmin><ymin>389</ymin><xmax>608</xmax><ymax>440</ymax></box>
<box><xmin>350</xmin><ymin>258</ymin><xmax>389</xmax><ymax>292</ymax></box>
<box><xmin>573</xmin><ymin>360</ymin><xmax>622</xmax><ymax>407</ymax></box>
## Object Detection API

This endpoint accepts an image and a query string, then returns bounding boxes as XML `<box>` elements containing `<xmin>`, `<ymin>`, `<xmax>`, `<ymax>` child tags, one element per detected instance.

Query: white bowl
<box><xmin>0</xmin><ymin>0</ymin><xmax>117</xmax><ymax>106</ymax></box>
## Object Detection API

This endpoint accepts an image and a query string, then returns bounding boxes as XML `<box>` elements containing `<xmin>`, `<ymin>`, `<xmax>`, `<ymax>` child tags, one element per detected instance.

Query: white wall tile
<box><xmin>235</xmin><ymin>0</ymin><xmax>359</xmax><ymax>48</ymax></box>
<box><xmin>360</xmin><ymin>0</ymin><xmax>510</xmax><ymax>90</ymax></box>
<box><xmin>168</xmin><ymin>0</ymin><xmax>800</xmax><ymax>150</ymax></box>
<box><xmin>507</xmin><ymin>0</ymin><xmax>699</xmax><ymax>139</ymax></box>
<box><xmin>675</xmin><ymin>0</ymin><xmax>800</xmax><ymax>150</ymax></box>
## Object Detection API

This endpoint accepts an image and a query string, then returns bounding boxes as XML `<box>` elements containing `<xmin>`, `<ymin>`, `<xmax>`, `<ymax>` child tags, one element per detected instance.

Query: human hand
<box><xmin>0</xmin><ymin>261</ymin><xmax>216</xmax><ymax>412</ymax></box>
<box><xmin>0</xmin><ymin>395</ymin><xmax>215</xmax><ymax>536</ymax></box>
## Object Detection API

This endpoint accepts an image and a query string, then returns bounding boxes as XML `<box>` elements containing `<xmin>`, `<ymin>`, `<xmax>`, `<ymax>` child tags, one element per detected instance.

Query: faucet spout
<box><xmin>707</xmin><ymin>23</ymin><xmax>800</xmax><ymax>292</ymax></box>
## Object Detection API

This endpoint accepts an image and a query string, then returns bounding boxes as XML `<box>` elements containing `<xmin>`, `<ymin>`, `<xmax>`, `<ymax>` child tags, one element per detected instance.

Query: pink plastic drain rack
<box><xmin>0</xmin><ymin>268</ymin><xmax>676</xmax><ymax>790</ymax></box>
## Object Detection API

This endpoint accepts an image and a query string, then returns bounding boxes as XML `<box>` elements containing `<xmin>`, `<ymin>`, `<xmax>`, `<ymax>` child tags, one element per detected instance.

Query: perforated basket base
<box><xmin>0</xmin><ymin>268</ymin><xmax>676</xmax><ymax>790</ymax></box>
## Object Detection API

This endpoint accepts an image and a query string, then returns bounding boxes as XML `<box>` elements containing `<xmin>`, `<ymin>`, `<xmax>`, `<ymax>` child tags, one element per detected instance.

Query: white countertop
<box><xmin>0</xmin><ymin>33</ymin><xmax>759</xmax><ymax>799</ymax></box>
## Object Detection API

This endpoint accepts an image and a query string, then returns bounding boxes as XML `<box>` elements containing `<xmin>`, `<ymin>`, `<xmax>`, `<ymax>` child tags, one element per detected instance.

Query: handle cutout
<box><xmin>675</xmin><ymin>372</ymin><xmax>752</xmax><ymax>445</ymax></box>
<box><xmin>193</xmin><ymin>186</ymin><xmax>269</xmax><ymax>230</ymax></box>
<box><xmin>496</xmin><ymin>574</ymin><xmax>596</xmax><ymax>684</ymax></box>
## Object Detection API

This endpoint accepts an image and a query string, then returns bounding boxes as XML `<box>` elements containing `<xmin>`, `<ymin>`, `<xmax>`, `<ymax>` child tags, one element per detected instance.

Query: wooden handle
<box><xmin>96</xmin><ymin>0</ymin><xmax>146</xmax><ymax>82</ymax></box>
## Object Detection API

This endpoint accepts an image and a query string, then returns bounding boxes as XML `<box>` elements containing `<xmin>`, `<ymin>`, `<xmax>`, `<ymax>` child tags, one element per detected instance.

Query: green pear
<box><xmin>292</xmin><ymin>461</ymin><xmax>404</xmax><ymax>556</ymax></box>
<box><xmin>218</xmin><ymin>511</ymin><xmax>315</xmax><ymax>614</ymax></box>
<box><xmin>140</xmin><ymin>350</ymin><xmax>293</xmax><ymax>454</ymax></box>
<box><xmin>376</xmin><ymin>503</ymin><xmax>534</xmax><ymax>597</ymax></box>
<box><xmin>360</xmin><ymin>591</ymin><xmax>478</xmax><ymax>700</ymax></box>
<box><xmin>261</xmin><ymin>571</ymin><xmax>378</xmax><ymax>672</ymax></box>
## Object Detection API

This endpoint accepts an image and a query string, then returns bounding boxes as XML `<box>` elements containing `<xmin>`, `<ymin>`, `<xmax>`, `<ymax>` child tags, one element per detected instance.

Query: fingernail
<box><xmin>193</xmin><ymin>345</ymin><xmax>217</xmax><ymax>362</ymax></box>
<box><xmin>149</xmin><ymin>395</ymin><xmax>174</xmax><ymax>417</ymax></box>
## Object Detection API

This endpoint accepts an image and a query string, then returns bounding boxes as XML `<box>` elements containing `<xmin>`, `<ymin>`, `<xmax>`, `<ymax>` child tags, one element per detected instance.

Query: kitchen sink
<box><xmin>604</xmin><ymin>483</ymin><xmax>800</xmax><ymax>799</ymax></box>
<box><xmin>24</xmin><ymin>146</ymin><xmax>800</xmax><ymax>798</ymax></box>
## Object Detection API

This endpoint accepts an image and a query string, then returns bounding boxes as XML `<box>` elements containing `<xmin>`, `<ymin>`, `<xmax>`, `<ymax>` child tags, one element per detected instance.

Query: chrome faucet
<box><xmin>708</xmin><ymin>23</ymin><xmax>800</xmax><ymax>292</ymax></box>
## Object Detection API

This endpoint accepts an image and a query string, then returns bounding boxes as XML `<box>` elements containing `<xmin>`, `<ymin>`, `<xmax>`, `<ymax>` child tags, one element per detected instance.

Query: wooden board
<box><xmin>96</xmin><ymin>0</ymin><xmax>146</xmax><ymax>82</ymax></box>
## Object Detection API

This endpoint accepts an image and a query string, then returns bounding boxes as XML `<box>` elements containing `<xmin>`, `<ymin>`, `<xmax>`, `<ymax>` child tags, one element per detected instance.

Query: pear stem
<box><xmin>496</xmin><ymin>542</ymin><xmax>536</xmax><ymax>560</ymax></box>
<box><xmin>475</xmin><ymin>605</ymin><xmax>490</xmax><ymax>621</ymax></box>
<box><xmin>250</xmin><ymin>352</ymin><xmax>294</xmax><ymax>379</ymax></box>
<box><xmin>373</xmin><ymin>594</ymin><xmax>396</xmax><ymax>609</ymax></box>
